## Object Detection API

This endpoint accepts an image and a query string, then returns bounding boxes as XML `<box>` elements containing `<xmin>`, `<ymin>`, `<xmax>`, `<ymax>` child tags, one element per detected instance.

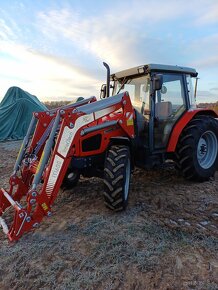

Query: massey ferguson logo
<box><xmin>63</xmin><ymin>131</ymin><xmax>74</xmax><ymax>153</ymax></box>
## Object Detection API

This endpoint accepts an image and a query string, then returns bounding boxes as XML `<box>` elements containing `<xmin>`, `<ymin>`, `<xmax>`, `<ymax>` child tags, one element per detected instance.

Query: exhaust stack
<box><xmin>103</xmin><ymin>62</ymin><xmax>110</xmax><ymax>98</ymax></box>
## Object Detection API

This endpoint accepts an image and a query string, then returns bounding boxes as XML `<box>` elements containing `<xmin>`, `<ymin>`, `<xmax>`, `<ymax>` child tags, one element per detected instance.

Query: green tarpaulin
<box><xmin>0</xmin><ymin>86</ymin><xmax>47</xmax><ymax>141</ymax></box>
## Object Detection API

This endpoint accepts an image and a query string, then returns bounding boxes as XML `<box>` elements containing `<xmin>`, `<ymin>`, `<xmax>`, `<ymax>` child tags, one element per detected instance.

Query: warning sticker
<box><xmin>127</xmin><ymin>119</ymin><xmax>134</xmax><ymax>126</ymax></box>
<box><xmin>41</xmin><ymin>202</ymin><xmax>48</xmax><ymax>211</ymax></box>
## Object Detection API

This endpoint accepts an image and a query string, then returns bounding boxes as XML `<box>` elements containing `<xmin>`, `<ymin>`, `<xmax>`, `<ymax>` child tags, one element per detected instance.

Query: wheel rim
<box><xmin>67</xmin><ymin>172</ymin><xmax>77</xmax><ymax>181</ymax></box>
<box><xmin>124</xmin><ymin>159</ymin><xmax>131</xmax><ymax>200</ymax></box>
<box><xmin>197</xmin><ymin>130</ymin><xmax>218</xmax><ymax>169</ymax></box>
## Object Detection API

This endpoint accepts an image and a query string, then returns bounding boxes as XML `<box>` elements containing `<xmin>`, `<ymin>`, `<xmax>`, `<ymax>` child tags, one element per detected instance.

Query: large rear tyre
<box><xmin>103</xmin><ymin>145</ymin><xmax>131</xmax><ymax>211</ymax></box>
<box><xmin>175</xmin><ymin>115</ymin><xmax>218</xmax><ymax>181</ymax></box>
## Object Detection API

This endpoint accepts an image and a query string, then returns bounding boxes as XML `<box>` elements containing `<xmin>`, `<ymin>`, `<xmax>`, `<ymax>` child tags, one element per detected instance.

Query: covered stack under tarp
<box><xmin>0</xmin><ymin>86</ymin><xmax>47</xmax><ymax>141</ymax></box>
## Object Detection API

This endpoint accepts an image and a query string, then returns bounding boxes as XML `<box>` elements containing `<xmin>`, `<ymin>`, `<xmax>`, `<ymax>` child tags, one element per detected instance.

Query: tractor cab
<box><xmin>110</xmin><ymin>64</ymin><xmax>198</xmax><ymax>151</ymax></box>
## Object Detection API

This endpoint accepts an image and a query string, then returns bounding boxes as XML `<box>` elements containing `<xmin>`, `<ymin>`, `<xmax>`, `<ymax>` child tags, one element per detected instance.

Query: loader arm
<box><xmin>0</xmin><ymin>92</ymin><xmax>135</xmax><ymax>241</ymax></box>
<box><xmin>0</xmin><ymin>97</ymin><xmax>97</xmax><ymax>214</ymax></box>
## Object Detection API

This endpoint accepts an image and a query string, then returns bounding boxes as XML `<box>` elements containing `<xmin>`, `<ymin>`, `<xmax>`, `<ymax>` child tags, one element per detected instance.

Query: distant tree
<box><xmin>43</xmin><ymin>101</ymin><xmax>71</xmax><ymax>110</ymax></box>
<box><xmin>197</xmin><ymin>101</ymin><xmax>218</xmax><ymax>113</ymax></box>
<box><xmin>43</xmin><ymin>97</ymin><xmax>84</xmax><ymax>110</ymax></box>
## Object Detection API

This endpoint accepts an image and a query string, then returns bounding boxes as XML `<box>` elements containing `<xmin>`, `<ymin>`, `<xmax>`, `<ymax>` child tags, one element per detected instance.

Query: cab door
<box><xmin>154</xmin><ymin>73</ymin><xmax>187</xmax><ymax>149</ymax></box>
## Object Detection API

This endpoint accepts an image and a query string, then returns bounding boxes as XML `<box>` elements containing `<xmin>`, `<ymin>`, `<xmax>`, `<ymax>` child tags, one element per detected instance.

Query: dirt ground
<box><xmin>0</xmin><ymin>141</ymin><xmax>217</xmax><ymax>290</ymax></box>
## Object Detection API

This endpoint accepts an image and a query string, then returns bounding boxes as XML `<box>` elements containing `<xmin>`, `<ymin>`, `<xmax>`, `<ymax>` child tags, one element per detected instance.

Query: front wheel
<box><xmin>103</xmin><ymin>145</ymin><xmax>131</xmax><ymax>211</ymax></box>
<box><xmin>61</xmin><ymin>169</ymin><xmax>80</xmax><ymax>189</ymax></box>
<box><xmin>176</xmin><ymin>115</ymin><xmax>218</xmax><ymax>181</ymax></box>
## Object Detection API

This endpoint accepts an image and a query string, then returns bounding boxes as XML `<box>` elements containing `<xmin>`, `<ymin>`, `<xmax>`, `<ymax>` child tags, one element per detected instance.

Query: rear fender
<box><xmin>167</xmin><ymin>108</ymin><xmax>218</xmax><ymax>152</ymax></box>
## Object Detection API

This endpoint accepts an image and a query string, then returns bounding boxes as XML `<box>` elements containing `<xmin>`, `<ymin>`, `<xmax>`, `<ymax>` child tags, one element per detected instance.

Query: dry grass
<box><xmin>0</xmin><ymin>204</ymin><xmax>217</xmax><ymax>289</ymax></box>
<box><xmin>0</xmin><ymin>141</ymin><xmax>217</xmax><ymax>289</ymax></box>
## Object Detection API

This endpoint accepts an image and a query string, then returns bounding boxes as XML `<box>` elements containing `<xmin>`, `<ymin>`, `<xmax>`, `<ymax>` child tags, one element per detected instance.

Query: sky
<box><xmin>0</xmin><ymin>0</ymin><xmax>218</xmax><ymax>103</ymax></box>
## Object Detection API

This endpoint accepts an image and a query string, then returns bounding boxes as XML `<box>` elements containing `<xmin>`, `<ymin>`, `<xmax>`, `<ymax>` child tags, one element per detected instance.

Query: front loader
<box><xmin>0</xmin><ymin>62</ymin><xmax>218</xmax><ymax>242</ymax></box>
<box><xmin>0</xmin><ymin>91</ymin><xmax>135</xmax><ymax>241</ymax></box>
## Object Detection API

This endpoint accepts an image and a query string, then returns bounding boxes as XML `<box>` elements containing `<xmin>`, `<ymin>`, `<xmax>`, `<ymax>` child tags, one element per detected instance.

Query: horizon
<box><xmin>0</xmin><ymin>0</ymin><xmax>218</xmax><ymax>103</ymax></box>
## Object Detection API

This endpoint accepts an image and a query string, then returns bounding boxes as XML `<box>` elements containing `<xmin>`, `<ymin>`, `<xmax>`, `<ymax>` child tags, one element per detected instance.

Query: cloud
<box><xmin>0</xmin><ymin>0</ymin><xmax>218</xmax><ymax>104</ymax></box>
<box><xmin>36</xmin><ymin>1</ymin><xmax>218</xmax><ymax>73</ymax></box>
<box><xmin>188</xmin><ymin>34</ymin><xmax>218</xmax><ymax>69</ymax></box>
<box><xmin>197</xmin><ymin>90</ymin><xmax>218</xmax><ymax>103</ymax></box>
<box><xmin>195</xmin><ymin>1</ymin><xmax>218</xmax><ymax>25</ymax></box>
<box><xmin>193</xmin><ymin>56</ymin><xmax>218</xmax><ymax>69</ymax></box>
<box><xmin>37</xmin><ymin>1</ymin><xmax>190</xmax><ymax>70</ymax></box>
<box><xmin>0</xmin><ymin>19</ymin><xmax>15</xmax><ymax>40</ymax></box>
<box><xmin>0</xmin><ymin>40</ymin><xmax>100</xmax><ymax>101</ymax></box>
<box><xmin>38</xmin><ymin>9</ymin><xmax>134</xmax><ymax>69</ymax></box>
<box><xmin>0</xmin><ymin>8</ymin><xmax>22</xmax><ymax>41</ymax></box>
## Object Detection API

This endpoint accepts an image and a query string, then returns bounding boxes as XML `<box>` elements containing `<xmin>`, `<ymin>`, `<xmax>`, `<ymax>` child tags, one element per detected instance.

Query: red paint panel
<box><xmin>167</xmin><ymin>109</ymin><xmax>218</xmax><ymax>152</ymax></box>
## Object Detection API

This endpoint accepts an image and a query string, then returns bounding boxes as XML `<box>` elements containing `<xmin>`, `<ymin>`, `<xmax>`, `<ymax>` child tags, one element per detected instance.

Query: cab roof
<box><xmin>111</xmin><ymin>63</ymin><xmax>198</xmax><ymax>79</ymax></box>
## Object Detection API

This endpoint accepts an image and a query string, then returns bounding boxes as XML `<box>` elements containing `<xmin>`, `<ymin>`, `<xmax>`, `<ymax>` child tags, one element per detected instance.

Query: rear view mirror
<box><xmin>153</xmin><ymin>74</ymin><xmax>163</xmax><ymax>91</ymax></box>
<box><xmin>100</xmin><ymin>84</ymin><xmax>107</xmax><ymax>99</ymax></box>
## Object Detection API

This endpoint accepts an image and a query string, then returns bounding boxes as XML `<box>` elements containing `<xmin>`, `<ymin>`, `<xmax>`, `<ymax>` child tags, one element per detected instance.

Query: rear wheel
<box><xmin>175</xmin><ymin>115</ymin><xmax>218</xmax><ymax>181</ymax></box>
<box><xmin>103</xmin><ymin>145</ymin><xmax>131</xmax><ymax>211</ymax></box>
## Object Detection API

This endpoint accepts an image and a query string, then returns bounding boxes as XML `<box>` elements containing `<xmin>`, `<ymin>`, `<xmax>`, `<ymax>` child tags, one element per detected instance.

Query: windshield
<box><xmin>112</xmin><ymin>75</ymin><xmax>151</xmax><ymax>113</ymax></box>
<box><xmin>186</xmin><ymin>74</ymin><xmax>197</xmax><ymax>108</ymax></box>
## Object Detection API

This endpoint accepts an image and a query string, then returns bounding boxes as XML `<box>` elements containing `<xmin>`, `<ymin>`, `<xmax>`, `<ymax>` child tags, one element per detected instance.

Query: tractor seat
<box><xmin>155</xmin><ymin>101</ymin><xmax>174</xmax><ymax>146</ymax></box>
<box><xmin>155</xmin><ymin>101</ymin><xmax>172</xmax><ymax>119</ymax></box>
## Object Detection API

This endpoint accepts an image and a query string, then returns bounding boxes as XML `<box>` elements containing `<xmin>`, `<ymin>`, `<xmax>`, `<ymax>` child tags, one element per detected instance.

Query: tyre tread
<box><xmin>103</xmin><ymin>145</ymin><xmax>131</xmax><ymax>210</ymax></box>
<box><xmin>175</xmin><ymin>115</ymin><xmax>218</xmax><ymax>181</ymax></box>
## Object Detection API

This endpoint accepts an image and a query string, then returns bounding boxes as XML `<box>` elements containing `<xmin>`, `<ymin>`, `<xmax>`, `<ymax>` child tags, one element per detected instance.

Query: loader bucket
<box><xmin>0</xmin><ymin>188</ymin><xmax>28</xmax><ymax>241</ymax></box>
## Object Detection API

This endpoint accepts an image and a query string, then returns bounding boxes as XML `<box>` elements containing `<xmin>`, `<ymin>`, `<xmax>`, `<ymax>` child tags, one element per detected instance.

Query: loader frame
<box><xmin>0</xmin><ymin>92</ymin><xmax>134</xmax><ymax>241</ymax></box>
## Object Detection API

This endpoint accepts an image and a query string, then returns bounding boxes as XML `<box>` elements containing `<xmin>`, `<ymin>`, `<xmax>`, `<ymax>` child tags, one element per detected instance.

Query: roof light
<box><xmin>138</xmin><ymin>66</ymin><xmax>145</xmax><ymax>74</ymax></box>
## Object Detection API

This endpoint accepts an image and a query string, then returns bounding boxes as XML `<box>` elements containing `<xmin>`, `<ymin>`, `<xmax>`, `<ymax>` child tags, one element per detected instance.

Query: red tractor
<box><xmin>0</xmin><ymin>63</ymin><xmax>217</xmax><ymax>241</ymax></box>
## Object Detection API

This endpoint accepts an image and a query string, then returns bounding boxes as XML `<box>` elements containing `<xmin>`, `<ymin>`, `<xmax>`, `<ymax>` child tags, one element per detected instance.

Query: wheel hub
<box><xmin>68</xmin><ymin>172</ymin><xmax>75</xmax><ymax>179</ymax></box>
<box><xmin>197</xmin><ymin>131</ymin><xmax>218</xmax><ymax>169</ymax></box>
<box><xmin>198</xmin><ymin>139</ymin><xmax>207</xmax><ymax>156</ymax></box>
